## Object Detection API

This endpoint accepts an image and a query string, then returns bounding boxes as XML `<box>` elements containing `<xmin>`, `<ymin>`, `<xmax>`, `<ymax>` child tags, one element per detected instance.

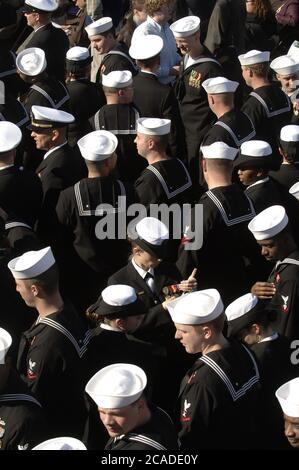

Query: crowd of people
<box><xmin>1</xmin><ymin>0</ymin><xmax>299</xmax><ymax>451</ymax></box>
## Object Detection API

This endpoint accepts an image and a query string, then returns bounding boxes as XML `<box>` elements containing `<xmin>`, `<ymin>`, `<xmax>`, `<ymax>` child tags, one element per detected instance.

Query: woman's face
<box><xmin>133</xmin><ymin>248</ymin><xmax>161</xmax><ymax>270</ymax></box>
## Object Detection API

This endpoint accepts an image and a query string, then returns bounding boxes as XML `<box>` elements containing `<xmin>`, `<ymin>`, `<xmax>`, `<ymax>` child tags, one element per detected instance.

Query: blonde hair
<box><xmin>145</xmin><ymin>0</ymin><xmax>170</xmax><ymax>16</ymax></box>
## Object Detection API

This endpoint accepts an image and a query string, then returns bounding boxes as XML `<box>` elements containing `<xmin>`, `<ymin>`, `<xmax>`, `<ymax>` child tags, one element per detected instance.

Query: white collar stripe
<box><xmin>126</xmin><ymin>433</ymin><xmax>167</xmax><ymax>450</ymax></box>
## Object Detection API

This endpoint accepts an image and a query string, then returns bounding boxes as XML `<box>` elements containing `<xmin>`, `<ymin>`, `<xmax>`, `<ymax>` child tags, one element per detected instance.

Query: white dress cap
<box><xmin>248</xmin><ymin>205</ymin><xmax>289</xmax><ymax>240</ymax></box>
<box><xmin>276</xmin><ymin>377</ymin><xmax>299</xmax><ymax>418</ymax></box>
<box><xmin>85</xmin><ymin>17</ymin><xmax>113</xmax><ymax>38</ymax></box>
<box><xmin>201</xmin><ymin>141</ymin><xmax>238</xmax><ymax>160</ymax></box>
<box><xmin>170</xmin><ymin>16</ymin><xmax>200</xmax><ymax>38</ymax></box>
<box><xmin>16</xmin><ymin>47</ymin><xmax>46</xmax><ymax>76</ymax></box>
<box><xmin>77</xmin><ymin>130</ymin><xmax>118</xmax><ymax>161</ymax></box>
<box><xmin>8</xmin><ymin>246</ymin><xmax>55</xmax><ymax>280</ymax></box>
<box><xmin>289</xmin><ymin>182</ymin><xmax>299</xmax><ymax>201</ymax></box>
<box><xmin>102</xmin><ymin>70</ymin><xmax>132</xmax><ymax>89</ymax></box>
<box><xmin>280</xmin><ymin>125</ymin><xmax>299</xmax><ymax>142</ymax></box>
<box><xmin>31</xmin><ymin>105</ymin><xmax>75</xmax><ymax>125</ymax></box>
<box><xmin>102</xmin><ymin>285</ymin><xmax>137</xmax><ymax>306</ymax></box>
<box><xmin>288</xmin><ymin>40</ymin><xmax>299</xmax><ymax>60</ymax></box>
<box><xmin>168</xmin><ymin>289</ymin><xmax>223</xmax><ymax>325</ymax></box>
<box><xmin>129</xmin><ymin>35</ymin><xmax>163</xmax><ymax>60</ymax></box>
<box><xmin>85</xmin><ymin>363</ymin><xmax>147</xmax><ymax>409</ymax></box>
<box><xmin>0</xmin><ymin>328</ymin><xmax>12</xmax><ymax>364</ymax></box>
<box><xmin>202</xmin><ymin>77</ymin><xmax>239</xmax><ymax>94</ymax></box>
<box><xmin>238</xmin><ymin>50</ymin><xmax>270</xmax><ymax>66</ymax></box>
<box><xmin>240</xmin><ymin>140</ymin><xmax>272</xmax><ymax>157</ymax></box>
<box><xmin>32</xmin><ymin>437</ymin><xmax>87</xmax><ymax>450</ymax></box>
<box><xmin>225</xmin><ymin>293</ymin><xmax>258</xmax><ymax>322</ymax></box>
<box><xmin>0</xmin><ymin>121</ymin><xmax>22</xmax><ymax>153</ymax></box>
<box><xmin>66</xmin><ymin>46</ymin><xmax>90</xmax><ymax>62</ymax></box>
<box><xmin>137</xmin><ymin>117</ymin><xmax>171</xmax><ymax>136</ymax></box>
<box><xmin>270</xmin><ymin>55</ymin><xmax>299</xmax><ymax>76</ymax></box>
<box><xmin>24</xmin><ymin>0</ymin><xmax>58</xmax><ymax>12</ymax></box>
<box><xmin>135</xmin><ymin>217</ymin><xmax>169</xmax><ymax>245</ymax></box>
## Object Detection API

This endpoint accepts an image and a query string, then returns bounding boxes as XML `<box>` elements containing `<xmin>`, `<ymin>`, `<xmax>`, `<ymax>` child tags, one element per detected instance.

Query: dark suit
<box><xmin>133</xmin><ymin>71</ymin><xmax>185</xmax><ymax>158</ymax></box>
<box><xmin>25</xmin><ymin>23</ymin><xmax>69</xmax><ymax>82</ymax></box>
<box><xmin>0</xmin><ymin>165</ymin><xmax>42</xmax><ymax>226</ymax></box>
<box><xmin>36</xmin><ymin>143</ymin><xmax>87</xmax><ymax>243</ymax></box>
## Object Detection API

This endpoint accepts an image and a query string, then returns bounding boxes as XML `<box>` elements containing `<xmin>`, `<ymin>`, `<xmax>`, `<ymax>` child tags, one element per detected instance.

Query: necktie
<box><xmin>145</xmin><ymin>272</ymin><xmax>156</xmax><ymax>294</ymax></box>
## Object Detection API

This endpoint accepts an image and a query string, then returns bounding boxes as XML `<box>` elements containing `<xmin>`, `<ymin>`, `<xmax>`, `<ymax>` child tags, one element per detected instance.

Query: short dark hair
<box><xmin>244</xmin><ymin>62</ymin><xmax>269</xmax><ymax>78</ymax></box>
<box><xmin>24</xmin><ymin>263</ymin><xmax>59</xmax><ymax>296</ymax></box>
<box><xmin>136</xmin><ymin>54</ymin><xmax>160</xmax><ymax>69</ymax></box>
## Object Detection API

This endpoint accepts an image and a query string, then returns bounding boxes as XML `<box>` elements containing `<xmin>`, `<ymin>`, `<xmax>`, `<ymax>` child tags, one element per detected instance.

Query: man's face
<box><xmin>174</xmin><ymin>323</ymin><xmax>203</xmax><ymax>354</ymax></box>
<box><xmin>98</xmin><ymin>402</ymin><xmax>141</xmax><ymax>437</ymax></box>
<box><xmin>24</xmin><ymin>11</ymin><xmax>38</xmax><ymax>28</ymax></box>
<box><xmin>242</xmin><ymin>66</ymin><xmax>252</xmax><ymax>87</ymax></box>
<box><xmin>31</xmin><ymin>129</ymin><xmax>53</xmax><ymax>150</ymax></box>
<box><xmin>90</xmin><ymin>34</ymin><xmax>112</xmax><ymax>54</ymax></box>
<box><xmin>284</xmin><ymin>414</ymin><xmax>299</xmax><ymax>448</ymax></box>
<box><xmin>175</xmin><ymin>34</ymin><xmax>197</xmax><ymax>56</ymax></box>
<box><xmin>257</xmin><ymin>238</ymin><xmax>280</xmax><ymax>262</ymax></box>
<box><xmin>277</xmin><ymin>72</ymin><xmax>299</xmax><ymax>95</ymax></box>
<box><xmin>134</xmin><ymin>132</ymin><xmax>150</xmax><ymax>158</ymax></box>
<box><xmin>237</xmin><ymin>168</ymin><xmax>259</xmax><ymax>186</ymax></box>
<box><xmin>15</xmin><ymin>279</ymin><xmax>35</xmax><ymax>307</ymax></box>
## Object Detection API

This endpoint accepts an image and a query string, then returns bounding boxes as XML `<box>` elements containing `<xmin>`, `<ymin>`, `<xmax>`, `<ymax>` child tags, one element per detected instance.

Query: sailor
<box><xmin>168</xmin><ymin>289</ymin><xmax>261</xmax><ymax>449</ymax></box>
<box><xmin>270</xmin><ymin>55</ymin><xmax>299</xmax><ymax>123</ymax></box>
<box><xmin>170</xmin><ymin>15</ymin><xmax>223</xmax><ymax>184</ymax></box>
<box><xmin>32</xmin><ymin>437</ymin><xmax>87</xmax><ymax>450</ymax></box>
<box><xmin>85</xmin><ymin>16</ymin><xmax>137</xmax><ymax>84</ymax></box>
<box><xmin>8</xmin><ymin>246</ymin><xmax>91</xmax><ymax>437</ymax></box>
<box><xmin>276</xmin><ymin>378</ymin><xmax>299</xmax><ymax>449</ymax></box>
<box><xmin>85</xmin><ymin>363</ymin><xmax>178</xmax><ymax>450</ymax></box>
<box><xmin>240</xmin><ymin>49</ymin><xmax>292</xmax><ymax>169</ymax></box>
<box><xmin>55</xmin><ymin>130</ymin><xmax>134</xmax><ymax>311</ymax></box>
<box><xmin>201</xmin><ymin>76</ymin><xmax>256</xmax><ymax>148</ymax></box>
<box><xmin>91</xmin><ymin>70</ymin><xmax>145</xmax><ymax>182</ymax></box>
<box><xmin>249</xmin><ymin>205</ymin><xmax>299</xmax><ymax>339</ymax></box>
<box><xmin>129</xmin><ymin>34</ymin><xmax>184</xmax><ymax>159</ymax></box>
<box><xmin>19</xmin><ymin>0</ymin><xmax>69</xmax><ymax>82</ymax></box>
<box><xmin>270</xmin><ymin>125</ymin><xmax>299</xmax><ymax>189</ymax></box>
<box><xmin>0</xmin><ymin>328</ymin><xmax>46</xmax><ymax>450</ymax></box>
<box><xmin>29</xmin><ymin>105</ymin><xmax>87</xmax><ymax>243</ymax></box>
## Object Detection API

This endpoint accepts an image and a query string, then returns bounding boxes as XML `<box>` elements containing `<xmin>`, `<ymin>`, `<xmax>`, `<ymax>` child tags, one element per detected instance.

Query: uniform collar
<box><xmin>131</xmin><ymin>258</ymin><xmax>154</xmax><ymax>279</ymax></box>
<box><xmin>43</xmin><ymin>141</ymin><xmax>67</xmax><ymax>160</ymax></box>
<box><xmin>246</xmin><ymin>176</ymin><xmax>269</xmax><ymax>190</ymax></box>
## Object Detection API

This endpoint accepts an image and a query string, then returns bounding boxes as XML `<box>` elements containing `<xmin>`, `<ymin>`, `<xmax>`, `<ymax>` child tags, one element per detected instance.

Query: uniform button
<box><xmin>86</xmin><ymin>204</ymin><xmax>89</xmax><ymax>208</ymax></box>
<box><xmin>154</xmin><ymin>300</ymin><xmax>158</xmax><ymax>304</ymax></box>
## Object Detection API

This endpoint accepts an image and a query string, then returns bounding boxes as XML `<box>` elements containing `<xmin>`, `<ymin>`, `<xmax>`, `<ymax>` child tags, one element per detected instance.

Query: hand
<box><xmin>179</xmin><ymin>268</ymin><xmax>198</xmax><ymax>292</ymax></box>
<box><xmin>293</xmin><ymin>101</ymin><xmax>299</xmax><ymax>116</ymax></box>
<box><xmin>162</xmin><ymin>295</ymin><xmax>178</xmax><ymax>311</ymax></box>
<box><xmin>251</xmin><ymin>281</ymin><xmax>276</xmax><ymax>299</ymax></box>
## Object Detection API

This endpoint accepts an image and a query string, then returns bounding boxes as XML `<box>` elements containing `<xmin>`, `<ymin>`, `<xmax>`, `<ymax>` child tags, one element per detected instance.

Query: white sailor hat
<box><xmin>129</xmin><ymin>35</ymin><xmax>163</xmax><ymax>60</ymax></box>
<box><xmin>85</xmin><ymin>17</ymin><xmax>113</xmax><ymax>38</ymax></box>
<box><xmin>168</xmin><ymin>289</ymin><xmax>223</xmax><ymax>325</ymax></box>
<box><xmin>270</xmin><ymin>55</ymin><xmax>299</xmax><ymax>76</ymax></box>
<box><xmin>225</xmin><ymin>293</ymin><xmax>268</xmax><ymax>337</ymax></box>
<box><xmin>88</xmin><ymin>284</ymin><xmax>146</xmax><ymax>318</ymax></box>
<box><xmin>8</xmin><ymin>246</ymin><xmax>56</xmax><ymax>279</ymax></box>
<box><xmin>85</xmin><ymin>363</ymin><xmax>147</xmax><ymax>409</ymax></box>
<box><xmin>137</xmin><ymin>118</ymin><xmax>171</xmax><ymax>136</ymax></box>
<box><xmin>129</xmin><ymin>217</ymin><xmax>169</xmax><ymax>258</ymax></box>
<box><xmin>248</xmin><ymin>205</ymin><xmax>289</xmax><ymax>240</ymax></box>
<box><xmin>66</xmin><ymin>46</ymin><xmax>91</xmax><ymax>63</ymax></box>
<box><xmin>200</xmin><ymin>142</ymin><xmax>238</xmax><ymax>160</ymax></box>
<box><xmin>29</xmin><ymin>105</ymin><xmax>75</xmax><ymax>131</ymax></box>
<box><xmin>234</xmin><ymin>140</ymin><xmax>272</xmax><ymax>169</ymax></box>
<box><xmin>0</xmin><ymin>328</ymin><xmax>12</xmax><ymax>364</ymax></box>
<box><xmin>170</xmin><ymin>16</ymin><xmax>200</xmax><ymax>38</ymax></box>
<box><xmin>22</xmin><ymin>0</ymin><xmax>59</xmax><ymax>13</ymax></box>
<box><xmin>78</xmin><ymin>130</ymin><xmax>118</xmax><ymax>161</ymax></box>
<box><xmin>276</xmin><ymin>377</ymin><xmax>299</xmax><ymax>418</ymax></box>
<box><xmin>280</xmin><ymin>125</ymin><xmax>299</xmax><ymax>142</ymax></box>
<box><xmin>238</xmin><ymin>50</ymin><xmax>270</xmax><ymax>66</ymax></box>
<box><xmin>32</xmin><ymin>437</ymin><xmax>87</xmax><ymax>450</ymax></box>
<box><xmin>0</xmin><ymin>121</ymin><xmax>22</xmax><ymax>153</ymax></box>
<box><xmin>102</xmin><ymin>70</ymin><xmax>132</xmax><ymax>89</ymax></box>
<box><xmin>289</xmin><ymin>182</ymin><xmax>299</xmax><ymax>201</ymax></box>
<box><xmin>202</xmin><ymin>77</ymin><xmax>239</xmax><ymax>94</ymax></box>
<box><xmin>16</xmin><ymin>47</ymin><xmax>46</xmax><ymax>76</ymax></box>
<box><xmin>288</xmin><ymin>40</ymin><xmax>299</xmax><ymax>60</ymax></box>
